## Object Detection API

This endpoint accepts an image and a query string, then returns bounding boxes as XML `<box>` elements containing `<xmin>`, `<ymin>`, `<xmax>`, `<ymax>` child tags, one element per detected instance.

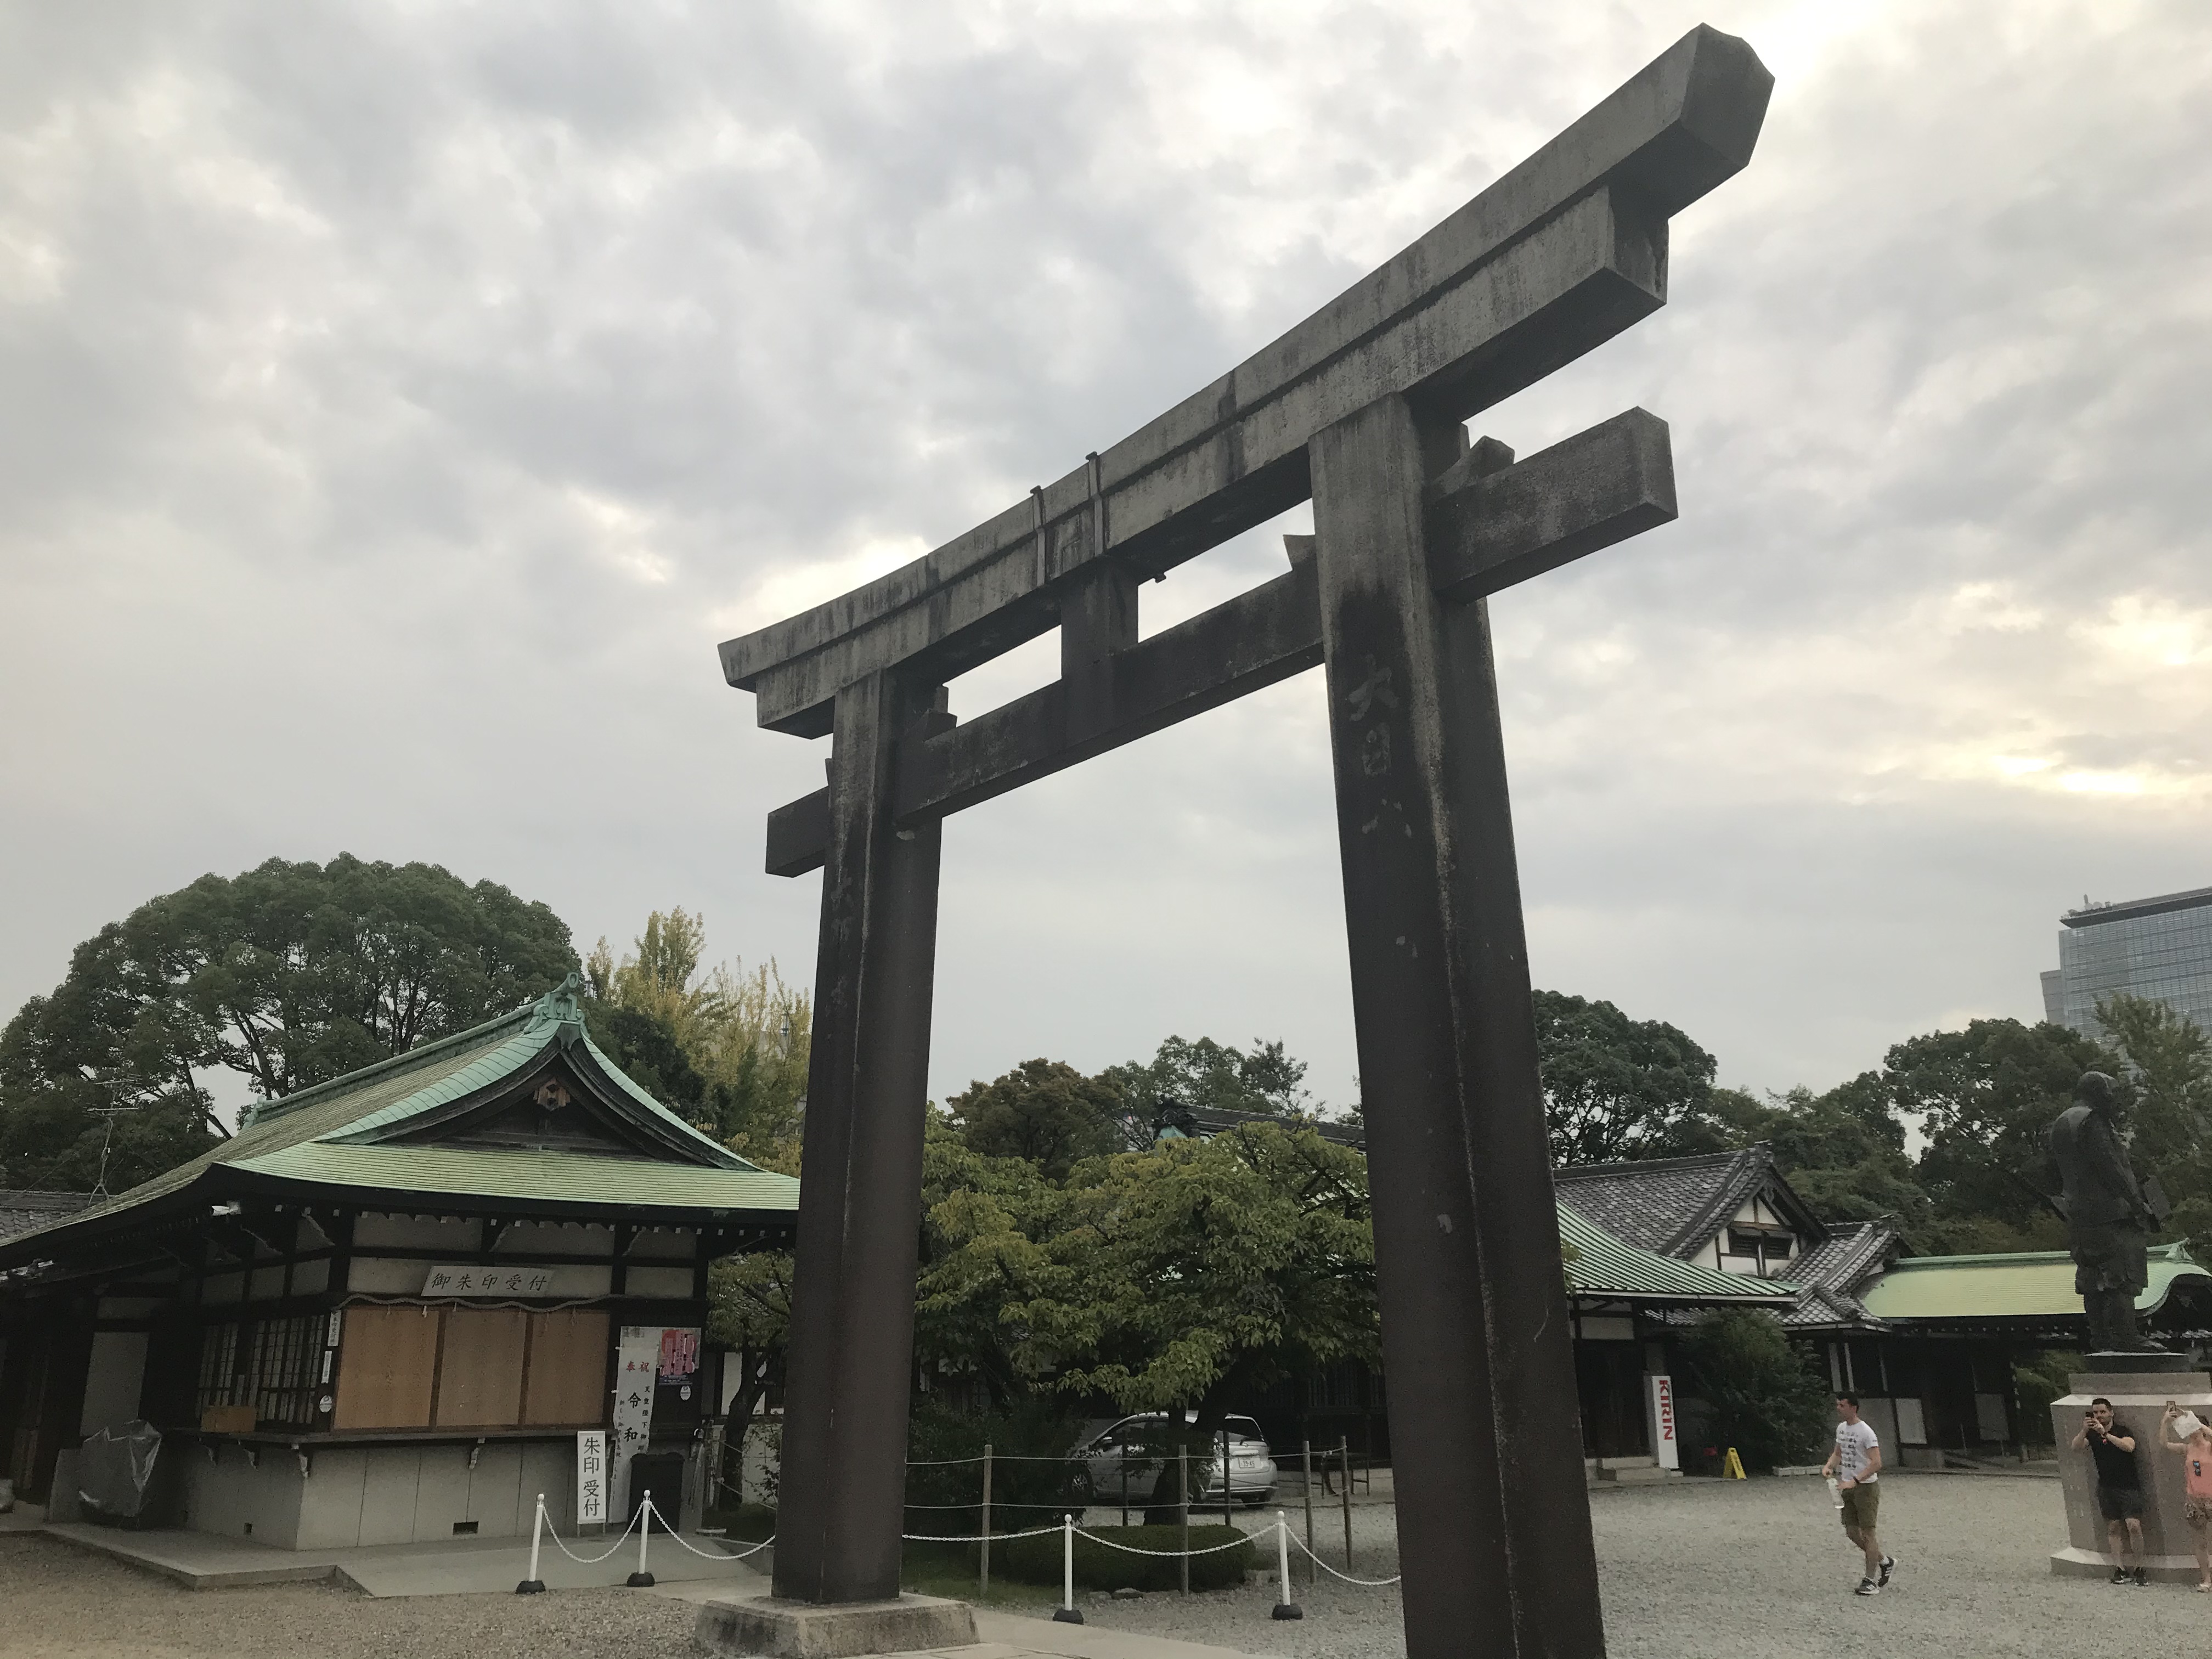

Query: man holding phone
<box><xmin>2072</xmin><ymin>1396</ymin><xmax>2147</xmax><ymax>1584</ymax></box>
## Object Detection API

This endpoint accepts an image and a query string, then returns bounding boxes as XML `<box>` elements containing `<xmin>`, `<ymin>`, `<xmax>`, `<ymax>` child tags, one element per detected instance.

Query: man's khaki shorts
<box><xmin>1839</xmin><ymin>1481</ymin><xmax>1880</xmax><ymax>1530</ymax></box>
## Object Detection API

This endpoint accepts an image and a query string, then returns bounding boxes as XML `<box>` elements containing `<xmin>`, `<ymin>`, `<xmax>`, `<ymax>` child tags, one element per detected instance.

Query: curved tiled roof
<box><xmin>1553</xmin><ymin>1144</ymin><xmax>1814</xmax><ymax>1258</ymax></box>
<box><xmin>0</xmin><ymin>981</ymin><xmax>797</xmax><ymax>1266</ymax></box>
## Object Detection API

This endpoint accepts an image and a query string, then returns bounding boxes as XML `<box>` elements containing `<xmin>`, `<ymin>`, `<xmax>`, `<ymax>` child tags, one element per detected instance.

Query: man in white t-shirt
<box><xmin>1820</xmin><ymin>1394</ymin><xmax>1895</xmax><ymax>1596</ymax></box>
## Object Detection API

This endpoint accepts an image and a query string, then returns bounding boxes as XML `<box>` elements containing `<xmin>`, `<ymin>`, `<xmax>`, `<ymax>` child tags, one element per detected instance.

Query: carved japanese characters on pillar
<box><xmin>720</xmin><ymin>26</ymin><xmax>1770</xmax><ymax>1659</ymax></box>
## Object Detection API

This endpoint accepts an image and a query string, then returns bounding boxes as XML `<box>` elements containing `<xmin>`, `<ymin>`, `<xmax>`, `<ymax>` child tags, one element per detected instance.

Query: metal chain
<box><xmin>1288</xmin><ymin>1532</ymin><xmax>1401</xmax><ymax>1586</ymax></box>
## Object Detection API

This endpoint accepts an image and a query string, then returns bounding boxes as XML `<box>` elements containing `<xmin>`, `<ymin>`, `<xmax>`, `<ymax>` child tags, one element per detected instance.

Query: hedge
<box><xmin>989</xmin><ymin>1523</ymin><xmax>1254</xmax><ymax>1592</ymax></box>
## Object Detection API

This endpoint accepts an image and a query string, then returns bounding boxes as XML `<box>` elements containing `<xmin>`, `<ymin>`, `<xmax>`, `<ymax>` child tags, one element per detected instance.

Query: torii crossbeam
<box><xmin>723</xmin><ymin>26</ymin><xmax>1769</xmax><ymax>1658</ymax></box>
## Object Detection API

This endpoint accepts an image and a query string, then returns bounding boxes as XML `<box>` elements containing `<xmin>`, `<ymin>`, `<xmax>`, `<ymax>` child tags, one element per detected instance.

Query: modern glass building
<box><xmin>2041</xmin><ymin>884</ymin><xmax>2212</xmax><ymax>1037</ymax></box>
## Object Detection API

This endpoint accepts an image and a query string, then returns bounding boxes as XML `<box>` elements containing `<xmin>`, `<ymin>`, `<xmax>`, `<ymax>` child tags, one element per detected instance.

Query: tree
<box><xmin>946</xmin><ymin>1059</ymin><xmax>1122</xmax><ymax>1178</ymax></box>
<box><xmin>705</xmin><ymin>1249</ymin><xmax>794</xmax><ymax>1502</ymax></box>
<box><xmin>583</xmin><ymin>910</ymin><xmax>809</xmax><ymax>1170</ymax></box>
<box><xmin>951</xmin><ymin>1122</ymin><xmax>1378</xmax><ymax>1458</ymax></box>
<box><xmin>0</xmin><ymin>854</ymin><xmax>576</xmax><ymax>1192</ymax></box>
<box><xmin>1104</xmin><ymin>1035</ymin><xmax>1313</xmax><ymax>1128</ymax></box>
<box><xmin>2096</xmin><ymin>994</ymin><xmax>2212</xmax><ymax>1262</ymax></box>
<box><xmin>1534</xmin><ymin>990</ymin><xmax>1726</xmax><ymax>1165</ymax></box>
<box><xmin>1677</xmin><ymin>1309</ymin><xmax>1832</xmax><ymax>1472</ymax></box>
<box><xmin>1891</xmin><ymin>1018</ymin><xmax>2111</xmax><ymax>1252</ymax></box>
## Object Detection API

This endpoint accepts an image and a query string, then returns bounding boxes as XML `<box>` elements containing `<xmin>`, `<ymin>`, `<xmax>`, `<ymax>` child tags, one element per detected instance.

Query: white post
<box><xmin>1271</xmin><ymin>1512</ymin><xmax>1302</xmax><ymax>1620</ymax></box>
<box><xmin>515</xmin><ymin>1493</ymin><xmax>547</xmax><ymax>1594</ymax></box>
<box><xmin>628</xmin><ymin>1489</ymin><xmax>656</xmax><ymax>1587</ymax></box>
<box><xmin>1052</xmin><ymin>1511</ymin><xmax>1085</xmax><ymax>1624</ymax></box>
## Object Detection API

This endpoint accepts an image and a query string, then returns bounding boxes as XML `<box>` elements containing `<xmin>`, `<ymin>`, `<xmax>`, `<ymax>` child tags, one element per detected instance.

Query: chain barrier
<box><xmin>1288</xmin><ymin>1530</ymin><xmax>1401</xmax><ymax>1586</ymax></box>
<box><xmin>539</xmin><ymin>1503</ymin><xmax>645</xmax><ymax>1565</ymax></box>
<box><xmin>899</xmin><ymin>1523</ymin><xmax>1064</xmax><ymax>1543</ymax></box>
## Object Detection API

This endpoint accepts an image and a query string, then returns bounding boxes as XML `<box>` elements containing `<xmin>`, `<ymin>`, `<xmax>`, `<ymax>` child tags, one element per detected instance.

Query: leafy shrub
<box><xmin>2012</xmin><ymin>1350</ymin><xmax>2081</xmax><ymax>1446</ymax></box>
<box><xmin>1678</xmin><ymin>1310</ymin><xmax>1833</xmax><ymax>1472</ymax></box>
<box><xmin>905</xmin><ymin>1398</ymin><xmax>1087</xmax><ymax>1534</ymax></box>
<box><xmin>991</xmin><ymin>1523</ymin><xmax>1252</xmax><ymax>1591</ymax></box>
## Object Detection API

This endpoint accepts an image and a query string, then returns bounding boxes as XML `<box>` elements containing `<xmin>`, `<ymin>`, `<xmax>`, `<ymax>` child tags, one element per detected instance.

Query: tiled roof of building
<box><xmin>0</xmin><ymin>1189</ymin><xmax>94</xmax><ymax>1243</ymax></box>
<box><xmin>0</xmin><ymin>980</ymin><xmax>797</xmax><ymax>1267</ymax></box>
<box><xmin>1553</xmin><ymin>1144</ymin><xmax>1805</xmax><ymax>1259</ymax></box>
<box><xmin>1779</xmin><ymin>1221</ymin><xmax>1903</xmax><ymax>1329</ymax></box>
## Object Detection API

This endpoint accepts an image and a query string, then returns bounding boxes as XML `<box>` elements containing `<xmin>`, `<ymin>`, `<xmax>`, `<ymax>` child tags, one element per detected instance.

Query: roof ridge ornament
<box><xmin>524</xmin><ymin>973</ymin><xmax>588</xmax><ymax>1047</ymax></box>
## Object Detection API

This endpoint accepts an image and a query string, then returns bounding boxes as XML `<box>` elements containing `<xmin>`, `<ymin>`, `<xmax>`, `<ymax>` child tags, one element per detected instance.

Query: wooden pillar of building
<box><xmin>1309</xmin><ymin>393</ymin><xmax>1604</xmax><ymax>1659</ymax></box>
<box><xmin>773</xmin><ymin>669</ymin><xmax>947</xmax><ymax>1605</ymax></box>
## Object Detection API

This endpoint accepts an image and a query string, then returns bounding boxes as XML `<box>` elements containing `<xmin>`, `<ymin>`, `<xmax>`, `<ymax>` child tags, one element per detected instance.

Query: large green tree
<box><xmin>1889</xmin><ymin>1017</ymin><xmax>2111</xmax><ymax>1252</ymax></box>
<box><xmin>0</xmin><ymin>854</ymin><xmax>576</xmax><ymax>1191</ymax></box>
<box><xmin>2096</xmin><ymin>994</ymin><xmax>2212</xmax><ymax>1261</ymax></box>
<box><xmin>583</xmin><ymin>909</ymin><xmax>809</xmax><ymax>1170</ymax></box>
<box><xmin>1534</xmin><ymin>989</ymin><xmax>1726</xmax><ymax>1165</ymax></box>
<box><xmin>1102</xmin><ymin>1036</ymin><xmax>1313</xmax><ymax>1139</ymax></box>
<box><xmin>945</xmin><ymin>1058</ymin><xmax>1123</xmax><ymax>1178</ymax></box>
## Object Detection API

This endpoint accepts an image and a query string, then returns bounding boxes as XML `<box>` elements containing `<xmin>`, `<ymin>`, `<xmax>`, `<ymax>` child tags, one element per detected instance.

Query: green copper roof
<box><xmin>1560</xmin><ymin>1204</ymin><xmax>1796</xmax><ymax>1306</ymax></box>
<box><xmin>237</xmin><ymin>1142</ymin><xmax>798</xmax><ymax>1211</ymax></box>
<box><xmin>1859</xmin><ymin>1242</ymin><xmax>2209</xmax><ymax>1322</ymax></box>
<box><xmin>0</xmin><ymin>980</ymin><xmax>795</xmax><ymax>1259</ymax></box>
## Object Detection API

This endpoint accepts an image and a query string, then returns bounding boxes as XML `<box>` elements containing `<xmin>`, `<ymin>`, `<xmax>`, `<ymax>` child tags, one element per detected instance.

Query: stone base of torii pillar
<box><xmin>2050</xmin><ymin>1359</ymin><xmax>2210</xmax><ymax>1584</ymax></box>
<box><xmin>695</xmin><ymin>1593</ymin><xmax>977</xmax><ymax>1659</ymax></box>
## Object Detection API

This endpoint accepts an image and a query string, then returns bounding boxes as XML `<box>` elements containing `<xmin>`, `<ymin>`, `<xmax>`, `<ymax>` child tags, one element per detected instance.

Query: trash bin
<box><xmin>629</xmin><ymin>1452</ymin><xmax>684</xmax><ymax>1533</ymax></box>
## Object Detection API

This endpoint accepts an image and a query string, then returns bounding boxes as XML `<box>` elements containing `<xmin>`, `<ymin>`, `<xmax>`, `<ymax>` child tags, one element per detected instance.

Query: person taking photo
<box><xmin>2072</xmin><ymin>1396</ymin><xmax>2147</xmax><ymax>1585</ymax></box>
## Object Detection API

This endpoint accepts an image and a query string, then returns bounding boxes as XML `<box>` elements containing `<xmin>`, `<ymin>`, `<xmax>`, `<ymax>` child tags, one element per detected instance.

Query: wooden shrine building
<box><xmin>0</xmin><ymin>980</ymin><xmax>797</xmax><ymax>1547</ymax></box>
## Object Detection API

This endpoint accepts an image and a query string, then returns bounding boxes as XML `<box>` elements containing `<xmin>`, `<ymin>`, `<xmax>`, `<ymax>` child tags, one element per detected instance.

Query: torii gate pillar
<box><xmin>1312</xmin><ymin>396</ymin><xmax>1601</xmax><ymax>1655</ymax></box>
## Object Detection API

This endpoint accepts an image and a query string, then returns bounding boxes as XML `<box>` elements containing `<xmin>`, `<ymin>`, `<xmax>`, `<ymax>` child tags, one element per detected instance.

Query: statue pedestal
<box><xmin>2051</xmin><ymin>1369</ymin><xmax>2212</xmax><ymax>1583</ymax></box>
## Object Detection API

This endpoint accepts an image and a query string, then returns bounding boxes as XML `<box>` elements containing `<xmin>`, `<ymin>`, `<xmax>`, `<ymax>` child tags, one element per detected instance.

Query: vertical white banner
<box><xmin>575</xmin><ymin>1430</ymin><xmax>608</xmax><ymax>1526</ymax></box>
<box><xmin>610</xmin><ymin>1326</ymin><xmax>659</xmax><ymax>1521</ymax></box>
<box><xmin>1645</xmin><ymin>1374</ymin><xmax>1680</xmax><ymax>1470</ymax></box>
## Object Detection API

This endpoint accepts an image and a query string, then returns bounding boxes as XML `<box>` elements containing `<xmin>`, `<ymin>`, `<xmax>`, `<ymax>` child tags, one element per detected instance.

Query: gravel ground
<box><xmin>1060</xmin><ymin>1472</ymin><xmax>2212</xmax><ymax>1659</ymax></box>
<box><xmin>8</xmin><ymin>1475</ymin><xmax>2209</xmax><ymax>1659</ymax></box>
<box><xmin>0</xmin><ymin>1533</ymin><xmax>699</xmax><ymax>1659</ymax></box>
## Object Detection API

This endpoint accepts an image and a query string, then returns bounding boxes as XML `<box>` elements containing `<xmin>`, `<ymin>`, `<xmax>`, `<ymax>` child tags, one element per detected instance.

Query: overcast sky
<box><xmin>2</xmin><ymin>1</ymin><xmax>2207</xmax><ymax>1114</ymax></box>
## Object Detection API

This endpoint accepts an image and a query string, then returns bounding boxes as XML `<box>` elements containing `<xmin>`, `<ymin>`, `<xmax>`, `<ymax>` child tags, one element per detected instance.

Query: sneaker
<box><xmin>2111</xmin><ymin>1567</ymin><xmax>2130</xmax><ymax>1584</ymax></box>
<box><xmin>2134</xmin><ymin>1567</ymin><xmax>2150</xmax><ymax>1587</ymax></box>
<box><xmin>1879</xmin><ymin>1556</ymin><xmax>1895</xmax><ymax>1588</ymax></box>
<box><xmin>1854</xmin><ymin>1579</ymin><xmax>1880</xmax><ymax>1596</ymax></box>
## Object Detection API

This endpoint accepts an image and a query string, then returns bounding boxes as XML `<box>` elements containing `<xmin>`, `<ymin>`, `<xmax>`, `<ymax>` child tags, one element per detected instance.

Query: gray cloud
<box><xmin>1</xmin><ymin>1</ymin><xmax>2207</xmax><ymax>1112</ymax></box>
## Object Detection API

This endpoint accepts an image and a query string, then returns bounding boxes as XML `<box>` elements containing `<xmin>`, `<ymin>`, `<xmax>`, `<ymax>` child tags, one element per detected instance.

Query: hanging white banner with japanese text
<box><xmin>608</xmin><ymin>1326</ymin><xmax>658</xmax><ymax>1520</ymax></box>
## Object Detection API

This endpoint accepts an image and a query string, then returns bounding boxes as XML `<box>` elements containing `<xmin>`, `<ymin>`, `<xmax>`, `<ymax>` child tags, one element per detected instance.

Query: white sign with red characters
<box><xmin>1645</xmin><ymin>1373</ymin><xmax>1680</xmax><ymax>1469</ymax></box>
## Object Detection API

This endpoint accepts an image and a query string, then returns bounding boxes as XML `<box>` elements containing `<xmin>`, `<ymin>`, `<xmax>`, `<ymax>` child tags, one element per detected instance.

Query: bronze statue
<box><xmin>2049</xmin><ymin>1071</ymin><xmax>2163</xmax><ymax>1352</ymax></box>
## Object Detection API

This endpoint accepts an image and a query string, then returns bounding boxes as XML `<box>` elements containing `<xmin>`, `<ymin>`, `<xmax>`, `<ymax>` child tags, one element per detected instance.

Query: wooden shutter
<box><xmin>432</xmin><ymin>1308</ymin><xmax>528</xmax><ymax>1427</ymax></box>
<box><xmin>331</xmin><ymin>1307</ymin><xmax>441</xmax><ymax>1430</ymax></box>
<box><xmin>522</xmin><ymin>1309</ymin><xmax>611</xmax><ymax>1427</ymax></box>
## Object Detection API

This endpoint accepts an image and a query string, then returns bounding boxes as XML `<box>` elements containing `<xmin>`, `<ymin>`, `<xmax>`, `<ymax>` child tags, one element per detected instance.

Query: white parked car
<box><xmin>1074</xmin><ymin>1411</ymin><xmax>1278</xmax><ymax>1508</ymax></box>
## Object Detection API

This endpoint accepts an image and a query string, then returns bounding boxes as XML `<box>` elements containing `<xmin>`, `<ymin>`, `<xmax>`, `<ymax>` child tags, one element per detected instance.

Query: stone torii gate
<box><xmin>720</xmin><ymin>26</ymin><xmax>1769</xmax><ymax>1658</ymax></box>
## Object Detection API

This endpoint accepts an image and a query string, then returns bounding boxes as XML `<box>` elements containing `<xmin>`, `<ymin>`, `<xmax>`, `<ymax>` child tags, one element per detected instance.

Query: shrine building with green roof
<box><xmin>0</xmin><ymin>979</ymin><xmax>798</xmax><ymax>1548</ymax></box>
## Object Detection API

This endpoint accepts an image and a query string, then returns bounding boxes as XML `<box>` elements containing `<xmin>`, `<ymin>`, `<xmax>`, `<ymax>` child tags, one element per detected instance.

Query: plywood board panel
<box><xmin>332</xmin><ymin>1307</ymin><xmax>440</xmax><ymax>1431</ymax></box>
<box><xmin>522</xmin><ymin>1310</ymin><xmax>610</xmax><ymax>1427</ymax></box>
<box><xmin>433</xmin><ymin>1308</ymin><xmax>527</xmax><ymax>1428</ymax></box>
